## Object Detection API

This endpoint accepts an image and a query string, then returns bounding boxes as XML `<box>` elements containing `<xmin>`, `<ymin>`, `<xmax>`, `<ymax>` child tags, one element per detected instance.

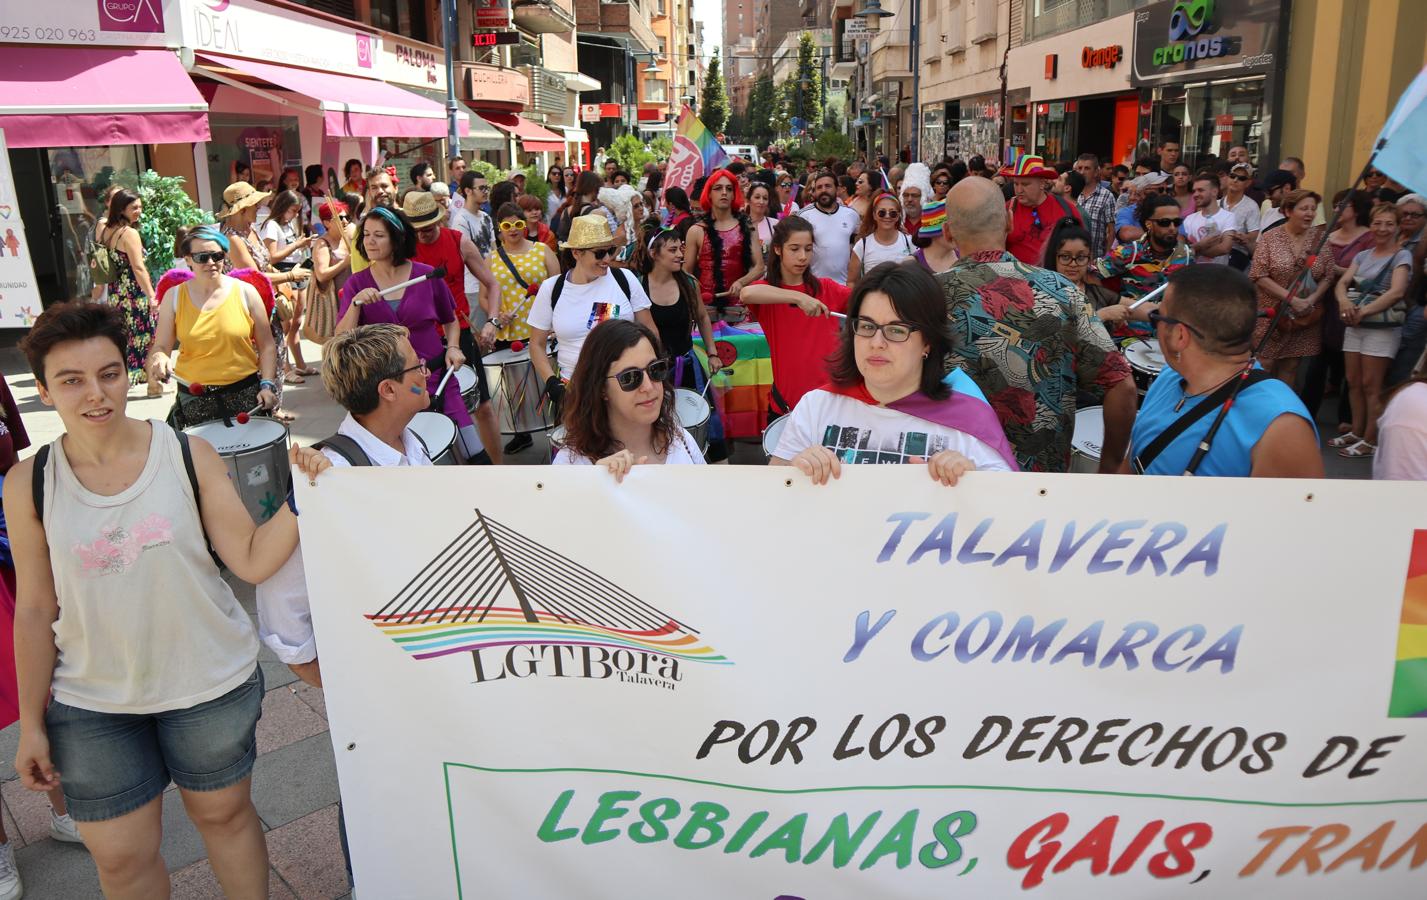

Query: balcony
<box><xmin>512</xmin><ymin>0</ymin><xmax>576</xmax><ymax>34</ymax></box>
<box><xmin>577</xmin><ymin>0</ymin><xmax>660</xmax><ymax>53</ymax></box>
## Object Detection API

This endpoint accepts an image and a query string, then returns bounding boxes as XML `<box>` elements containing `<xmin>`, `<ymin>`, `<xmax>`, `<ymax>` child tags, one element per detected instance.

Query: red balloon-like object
<box><xmin>188</xmin><ymin>382</ymin><xmax>205</xmax><ymax>396</ymax></box>
<box><xmin>235</xmin><ymin>412</ymin><xmax>250</xmax><ymax>425</ymax></box>
<box><xmin>511</xmin><ymin>340</ymin><xmax>525</xmax><ymax>352</ymax></box>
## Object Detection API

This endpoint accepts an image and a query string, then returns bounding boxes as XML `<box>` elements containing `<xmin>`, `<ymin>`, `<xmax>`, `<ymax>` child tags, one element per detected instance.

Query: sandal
<box><xmin>272</xmin><ymin>408</ymin><xmax>297</xmax><ymax>424</ymax></box>
<box><xmin>1327</xmin><ymin>432</ymin><xmax>1361</xmax><ymax>448</ymax></box>
<box><xmin>282</xmin><ymin>371</ymin><xmax>305</xmax><ymax>385</ymax></box>
<box><xmin>1338</xmin><ymin>439</ymin><xmax>1376</xmax><ymax>459</ymax></box>
<box><xmin>295</xmin><ymin>365</ymin><xmax>320</xmax><ymax>376</ymax></box>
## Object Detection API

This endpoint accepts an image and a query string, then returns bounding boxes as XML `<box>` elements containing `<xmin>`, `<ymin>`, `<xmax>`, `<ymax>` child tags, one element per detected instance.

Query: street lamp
<box><xmin>852</xmin><ymin>0</ymin><xmax>892</xmax><ymax>31</ymax></box>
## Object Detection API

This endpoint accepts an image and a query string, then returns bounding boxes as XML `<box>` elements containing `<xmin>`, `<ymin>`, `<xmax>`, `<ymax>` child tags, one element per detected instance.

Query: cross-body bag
<box><xmin>1352</xmin><ymin>254</ymin><xmax>1408</xmax><ymax>328</ymax></box>
<box><xmin>89</xmin><ymin>224</ymin><xmax>124</xmax><ymax>285</ymax></box>
<box><xmin>1131</xmin><ymin>370</ymin><xmax>1272</xmax><ymax>474</ymax></box>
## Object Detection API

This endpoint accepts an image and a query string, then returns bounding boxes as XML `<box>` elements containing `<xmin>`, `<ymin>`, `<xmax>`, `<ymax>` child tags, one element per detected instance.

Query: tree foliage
<box><xmin>607</xmin><ymin>134</ymin><xmax>654</xmax><ymax>173</ymax></box>
<box><xmin>700</xmin><ymin>50</ymin><xmax>730</xmax><ymax>135</ymax></box>
<box><xmin>134</xmin><ymin>171</ymin><xmax>212</xmax><ymax>277</ymax></box>
<box><xmin>648</xmin><ymin>135</ymin><xmax>674</xmax><ymax>163</ymax></box>
<box><xmin>746</xmin><ymin>73</ymin><xmax>777</xmax><ymax>145</ymax></box>
<box><xmin>788</xmin><ymin>32</ymin><xmax>825</xmax><ymax>139</ymax></box>
<box><xmin>811</xmin><ymin>129</ymin><xmax>856</xmax><ymax>162</ymax></box>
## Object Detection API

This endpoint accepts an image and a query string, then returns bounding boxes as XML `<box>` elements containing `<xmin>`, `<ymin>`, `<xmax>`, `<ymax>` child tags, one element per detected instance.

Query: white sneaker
<box><xmin>49</xmin><ymin>811</ymin><xmax>83</xmax><ymax>845</ymax></box>
<box><xmin>0</xmin><ymin>841</ymin><xmax>23</xmax><ymax>900</ymax></box>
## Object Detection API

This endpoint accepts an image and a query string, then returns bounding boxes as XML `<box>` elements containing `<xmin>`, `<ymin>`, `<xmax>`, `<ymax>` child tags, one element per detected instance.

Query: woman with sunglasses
<box><xmin>491</xmin><ymin>202</ymin><xmax>559</xmax><ymax>345</ymax></box>
<box><xmin>771</xmin><ymin>263</ymin><xmax>1017</xmax><ymax>483</ymax></box>
<box><xmin>546</xmin><ymin>165</ymin><xmax>567</xmax><ymax>221</ymax></box>
<box><xmin>148</xmin><ymin>226</ymin><xmax>280</xmax><ymax>427</ymax></box>
<box><xmin>931</xmin><ymin>166</ymin><xmax>953</xmax><ymax>202</ymax></box>
<box><xmin>848</xmin><ymin>192</ymin><xmax>914</xmax><ymax>286</ymax></box>
<box><xmin>309</xmin><ymin>201</ymin><xmax>353</xmax><ymax>345</ymax></box>
<box><xmin>552</xmin><ymin>319</ymin><xmax>704</xmax><ymax>474</ymax></box>
<box><xmin>776</xmin><ymin>175</ymin><xmax>802</xmax><ymax>219</ymax></box>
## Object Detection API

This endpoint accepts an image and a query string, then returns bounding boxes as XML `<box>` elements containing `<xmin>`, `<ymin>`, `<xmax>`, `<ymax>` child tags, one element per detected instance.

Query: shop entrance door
<box><xmin>1112</xmin><ymin>96</ymin><xmax>1139</xmax><ymax>168</ymax></box>
<box><xmin>1076</xmin><ymin>97</ymin><xmax>1117</xmax><ymax>165</ymax></box>
<box><xmin>8</xmin><ymin>148</ymin><xmax>66</xmax><ymax>306</ymax></box>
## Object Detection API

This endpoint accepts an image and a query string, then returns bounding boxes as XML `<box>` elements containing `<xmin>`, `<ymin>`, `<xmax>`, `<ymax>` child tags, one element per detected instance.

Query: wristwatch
<box><xmin>488</xmin><ymin>315</ymin><xmax>505</xmax><ymax>330</ymax></box>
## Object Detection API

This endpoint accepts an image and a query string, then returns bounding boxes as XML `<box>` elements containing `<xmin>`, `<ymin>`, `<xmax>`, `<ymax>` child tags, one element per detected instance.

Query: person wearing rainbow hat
<box><xmin>913</xmin><ymin>199</ymin><xmax>958</xmax><ymax>275</ymax></box>
<box><xmin>1000</xmin><ymin>155</ymin><xmax>1084</xmax><ymax>266</ymax></box>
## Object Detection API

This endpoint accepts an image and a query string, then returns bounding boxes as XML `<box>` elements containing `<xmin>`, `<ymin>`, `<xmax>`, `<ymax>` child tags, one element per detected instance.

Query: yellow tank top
<box><xmin>174</xmin><ymin>280</ymin><xmax>260</xmax><ymax>386</ymax></box>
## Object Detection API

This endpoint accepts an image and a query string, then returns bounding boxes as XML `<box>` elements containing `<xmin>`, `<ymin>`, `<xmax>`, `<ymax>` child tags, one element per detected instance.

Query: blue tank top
<box><xmin>1130</xmin><ymin>364</ymin><xmax>1317</xmax><ymax>477</ymax></box>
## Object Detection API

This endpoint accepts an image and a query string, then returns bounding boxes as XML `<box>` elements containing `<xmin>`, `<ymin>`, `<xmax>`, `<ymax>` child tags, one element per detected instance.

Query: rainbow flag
<box><xmin>664</xmin><ymin>105</ymin><xmax>729</xmax><ymax>196</ymax></box>
<box><xmin>1390</xmin><ymin>530</ymin><xmax>1427</xmax><ymax>717</ymax></box>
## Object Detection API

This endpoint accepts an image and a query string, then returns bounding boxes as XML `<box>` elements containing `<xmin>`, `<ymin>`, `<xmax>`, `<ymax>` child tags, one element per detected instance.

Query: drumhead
<box><xmin>408</xmin><ymin>411</ymin><xmax>457</xmax><ymax>453</ymax></box>
<box><xmin>185</xmin><ymin>417</ymin><xmax>288</xmax><ymax>454</ymax></box>
<box><xmin>455</xmin><ymin>365</ymin><xmax>477</xmax><ymax>392</ymax></box>
<box><xmin>1070</xmin><ymin>405</ymin><xmax>1105</xmax><ymax>457</ymax></box>
<box><xmin>484</xmin><ymin>347</ymin><xmax>532</xmax><ymax>364</ymax></box>
<box><xmin>673</xmin><ymin>388</ymin><xmax>710</xmax><ymax>430</ymax></box>
<box><xmin>1124</xmin><ymin>338</ymin><xmax>1165</xmax><ymax>374</ymax></box>
<box><xmin>762</xmin><ymin>415</ymin><xmax>790</xmax><ymax>457</ymax></box>
<box><xmin>549</xmin><ymin>425</ymin><xmax>567</xmax><ymax>450</ymax></box>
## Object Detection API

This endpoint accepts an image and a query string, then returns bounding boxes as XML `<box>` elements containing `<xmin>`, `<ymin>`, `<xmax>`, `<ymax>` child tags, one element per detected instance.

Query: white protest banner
<box><xmin>296</xmin><ymin>467</ymin><xmax>1427</xmax><ymax>898</ymax></box>
<box><xmin>0</xmin><ymin>131</ymin><xmax>42</xmax><ymax>328</ymax></box>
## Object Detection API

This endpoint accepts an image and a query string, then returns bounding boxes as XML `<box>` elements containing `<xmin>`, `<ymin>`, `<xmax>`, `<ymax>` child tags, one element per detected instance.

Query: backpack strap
<box><xmin>551</xmin><ymin>272</ymin><xmax>568</xmax><ymax>310</ymax></box>
<box><xmin>609</xmin><ymin>267</ymin><xmax>632</xmax><ymax>300</ymax></box>
<box><xmin>1050</xmin><ymin>192</ymin><xmax>1078</xmax><ymax>226</ymax></box>
<box><xmin>1132</xmin><ymin>370</ymin><xmax>1272</xmax><ymax>474</ymax></box>
<box><xmin>313</xmin><ymin>433</ymin><xmax>373</xmax><ymax>466</ymax></box>
<box><xmin>31</xmin><ymin>444</ymin><xmax>51</xmax><ymax>524</ymax></box>
<box><xmin>175</xmin><ymin>430</ymin><xmax>225</xmax><ymax>570</ymax></box>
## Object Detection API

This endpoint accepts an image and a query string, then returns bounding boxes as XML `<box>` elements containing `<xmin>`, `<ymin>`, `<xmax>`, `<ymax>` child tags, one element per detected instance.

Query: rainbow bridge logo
<box><xmin>367</xmin><ymin>511</ymin><xmax>730</xmax><ymax>688</ymax></box>
<box><xmin>1390</xmin><ymin>530</ymin><xmax>1427</xmax><ymax>717</ymax></box>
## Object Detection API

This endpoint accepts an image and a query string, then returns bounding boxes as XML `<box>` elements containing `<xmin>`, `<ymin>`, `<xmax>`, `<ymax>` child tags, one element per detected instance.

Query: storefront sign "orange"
<box><xmin>1081</xmin><ymin>44</ymin><xmax>1123</xmax><ymax>70</ymax></box>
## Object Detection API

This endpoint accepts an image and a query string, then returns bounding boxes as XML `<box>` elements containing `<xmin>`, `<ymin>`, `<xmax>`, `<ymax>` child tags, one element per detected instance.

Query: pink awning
<box><xmin>197</xmin><ymin>53</ymin><xmax>464</xmax><ymax>139</ymax></box>
<box><xmin>0</xmin><ymin>48</ymin><xmax>209</xmax><ymax>149</ymax></box>
<box><xmin>479</xmin><ymin>112</ymin><xmax>565</xmax><ymax>153</ymax></box>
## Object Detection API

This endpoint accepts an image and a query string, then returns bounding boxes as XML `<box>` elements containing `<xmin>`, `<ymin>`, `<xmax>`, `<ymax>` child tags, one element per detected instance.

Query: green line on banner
<box><xmin>445</xmin><ymin>764</ymin><xmax>465</xmax><ymax>900</ymax></box>
<box><xmin>441</xmin><ymin>762</ymin><xmax>1427</xmax><ymax>810</ymax></box>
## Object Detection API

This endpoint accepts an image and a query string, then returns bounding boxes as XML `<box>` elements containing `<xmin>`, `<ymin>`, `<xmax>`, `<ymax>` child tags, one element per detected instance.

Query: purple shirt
<box><xmin>340</xmin><ymin>263</ymin><xmax>470</xmax><ymax>428</ymax></box>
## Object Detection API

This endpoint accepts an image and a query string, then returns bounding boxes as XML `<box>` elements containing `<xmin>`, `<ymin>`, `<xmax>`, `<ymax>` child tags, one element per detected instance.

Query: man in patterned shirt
<box><xmin>1091</xmin><ymin>193</ymin><xmax>1194</xmax><ymax>342</ymax></box>
<box><xmin>936</xmin><ymin>177</ymin><xmax>1137</xmax><ymax>473</ymax></box>
<box><xmin>1073</xmin><ymin>153</ymin><xmax>1118</xmax><ymax>258</ymax></box>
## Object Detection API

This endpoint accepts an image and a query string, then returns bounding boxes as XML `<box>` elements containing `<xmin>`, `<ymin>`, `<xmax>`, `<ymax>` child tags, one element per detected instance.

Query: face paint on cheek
<box><xmin>411</xmin><ymin>386</ymin><xmax>424</xmax><ymax>394</ymax></box>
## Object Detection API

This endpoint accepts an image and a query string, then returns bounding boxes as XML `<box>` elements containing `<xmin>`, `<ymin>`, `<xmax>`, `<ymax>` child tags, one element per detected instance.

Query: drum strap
<box><xmin>496</xmin><ymin>244</ymin><xmax>531</xmax><ymax>292</ymax></box>
<box><xmin>1132</xmin><ymin>370</ymin><xmax>1271</xmax><ymax>474</ymax></box>
<box><xmin>32</xmin><ymin>430</ymin><xmax>222</xmax><ymax>568</ymax></box>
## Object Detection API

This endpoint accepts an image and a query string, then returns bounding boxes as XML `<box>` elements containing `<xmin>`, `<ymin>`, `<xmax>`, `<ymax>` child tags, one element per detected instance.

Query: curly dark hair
<box><xmin>560</xmin><ymin>320</ymin><xmax>680</xmax><ymax>461</ymax></box>
<box><xmin>827</xmin><ymin>263</ymin><xmax>953</xmax><ymax>400</ymax></box>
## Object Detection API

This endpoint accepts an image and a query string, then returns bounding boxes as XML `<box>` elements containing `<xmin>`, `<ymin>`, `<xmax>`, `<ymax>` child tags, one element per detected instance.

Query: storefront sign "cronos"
<box><xmin>1081</xmin><ymin>45</ymin><xmax>1123</xmax><ymax>70</ymax></box>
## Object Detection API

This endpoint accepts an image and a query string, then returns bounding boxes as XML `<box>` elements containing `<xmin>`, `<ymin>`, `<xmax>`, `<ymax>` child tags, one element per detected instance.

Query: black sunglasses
<box><xmin>607</xmin><ymin>359</ymin><xmax>671</xmax><ymax>391</ymax></box>
<box><xmin>1148</xmin><ymin>309</ymin><xmax>1204</xmax><ymax>339</ymax></box>
<box><xmin>1229</xmin><ymin>174</ymin><xmax>1251</xmax><ymax>182</ymax></box>
<box><xmin>875</xmin><ymin>208</ymin><xmax>901</xmax><ymax>219</ymax></box>
<box><xmin>1150</xmin><ymin>217</ymin><xmax>1184</xmax><ymax>228</ymax></box>
<box><xmin>190</xmin><ymin>250</ymin><xmax>227</xmax><ymax>264</ymax></box>
<box><xmin>581</xmin><ymin>247</ymin><xmax>613</xmax><ymax>260</ymax></box>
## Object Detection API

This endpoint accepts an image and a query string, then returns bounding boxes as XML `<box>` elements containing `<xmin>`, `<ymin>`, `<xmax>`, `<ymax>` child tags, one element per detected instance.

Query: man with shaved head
<box><xmin>936</xmin><ymin>177</ymin><xmax>1137</xmax><ymax>473</ymax></box>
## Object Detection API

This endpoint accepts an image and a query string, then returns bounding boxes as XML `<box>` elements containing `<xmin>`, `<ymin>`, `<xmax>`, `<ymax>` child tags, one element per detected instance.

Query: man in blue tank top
<box><xmin>1126</xmin><ymin>266</ymin><xmax>1324</xmax><ymax>477</ymax></box>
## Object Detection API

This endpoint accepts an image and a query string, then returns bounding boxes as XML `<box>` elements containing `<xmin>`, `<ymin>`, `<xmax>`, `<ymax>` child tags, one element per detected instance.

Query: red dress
<box><xmin>695</xmin><ymin>221</ymin><xmax>748</xmax><ymax>305</ymax></box>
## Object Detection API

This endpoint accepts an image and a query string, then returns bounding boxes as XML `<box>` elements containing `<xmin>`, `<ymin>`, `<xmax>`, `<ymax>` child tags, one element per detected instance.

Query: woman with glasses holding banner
<box><xmin>552</xmin><ymin>319</ymin><xmax>704</xmax><ymax>475</ymax></box>
<box><xmin>770</xmin><ymin>263</ymin><xmax>1016</xmax><ymax>483</ymax></box>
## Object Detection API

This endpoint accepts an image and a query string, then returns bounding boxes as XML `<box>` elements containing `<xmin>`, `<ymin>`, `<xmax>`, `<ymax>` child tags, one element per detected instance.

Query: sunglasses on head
<box><xmin>190</xmin><ymin>250</ymin><xmax>226</xmax><ymax>264</ymax></box>
<box><xmin>608</xmin><ymin>359</ymin><xmax>671</xmax><ymax>391</ymax></box>
<box><xmin>1150</xmin><ymin>217</ymin><xmax>1184</xmax><ymax>228</ymax></box>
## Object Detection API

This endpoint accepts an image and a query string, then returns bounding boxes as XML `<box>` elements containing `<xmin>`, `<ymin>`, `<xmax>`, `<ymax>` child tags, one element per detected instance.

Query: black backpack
<box><xmin>32</xmin><ymin>429</ymin><xmax>222</xmax><ymax>570</ymax></box>
<box><xmin>312</xmin><ymin>433</ymin><xmax>373</xmax><ymax>466</ymax></box>
<box><xmin>550</xmin><ymin>267</ymin><xmax>632</xmax><ymax>310</ymax></box>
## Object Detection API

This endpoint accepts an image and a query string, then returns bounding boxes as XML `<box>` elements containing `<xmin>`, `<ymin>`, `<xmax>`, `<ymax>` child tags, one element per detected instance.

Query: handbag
<box><xmin>88</xmin><ymin>225</ymin><xmax>123</xmax><ymax>285</ymax></box>
<box><xmin>303</xmin><ymin>277</ymin><xmax>338</xmax><ymax>343</ymax></box>
<box><xmin>272</xmin><ymin>281</ymin><xmax>297</xmax><ymax>323</ymax></box>
<box><xmin>1353</xmin><ymin>254</ymin><xmax>1408</xmax><ymax>328</ymax></box>
<box><xmin>1278</xmin><ymin>270</ymin><xmax>1323</xmax><ymax>333</ymax></box>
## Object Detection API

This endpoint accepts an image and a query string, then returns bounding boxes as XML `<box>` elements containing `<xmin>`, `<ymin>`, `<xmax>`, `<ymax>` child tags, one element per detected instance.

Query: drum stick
<box><xmin>433</xmin><ymin>366</ymin><xmax>457</xmax><ymax>398</ymax></box>
<box><xmin>356</xmin><ymin>266</ymin><xmax>448</xmax><ymax>304</ymax></box>
<box><xmin>1128</xmin><ymin>281</ymin><xmax>1170</xmax><ymax>311</ymax></box>
<box><xmin>829</xmin><ymin>311</ymin><xmax>846</xmax><ymax>319</ymax></box>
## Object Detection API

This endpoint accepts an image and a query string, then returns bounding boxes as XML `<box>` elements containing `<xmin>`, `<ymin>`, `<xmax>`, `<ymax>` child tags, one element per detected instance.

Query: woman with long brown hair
<box><xmin>95</xmin><ymin>188</ymin><xmax>159</xmax><ymax>394</ymax></box>
<box><xmin>847</xmin><ymin>191</ymin><xmax>914</xmax><ymax>285</ymax></box>
<box><xmin>552</xmin><ymin>319</ymin><xmax>704</xmax><ymax>475</ymax></box>
<box><xmin>553</xmin><ymin>170</ymin><xmax>608</xmax><ymax>246</ymax></box>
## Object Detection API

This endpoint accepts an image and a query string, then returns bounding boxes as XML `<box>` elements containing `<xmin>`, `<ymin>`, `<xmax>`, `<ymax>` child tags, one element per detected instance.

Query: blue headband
<box><xmin>370</xmin><ymin>206</ymin><xmax>407</xmax><ymax>237</ymax></box>
<box><xmin>186</xmin><ymin>225</ymin><xmax>230</xmax><ymax>254</ymax></box>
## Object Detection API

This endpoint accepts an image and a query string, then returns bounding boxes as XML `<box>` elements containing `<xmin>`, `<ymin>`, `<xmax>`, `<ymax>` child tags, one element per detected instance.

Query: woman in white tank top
<box><xmin>5</xmin><ymin>303</ymin><xmax>330</xmax><ymax>897</ymax></box>
<box><xmin>847</xmin><ymin>192</ymin><xmax>915</xmax><ymax>286</ymax></box>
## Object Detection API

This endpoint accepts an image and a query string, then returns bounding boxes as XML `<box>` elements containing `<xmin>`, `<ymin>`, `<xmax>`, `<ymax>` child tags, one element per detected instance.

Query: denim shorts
<box><xmin>45</xmin><ymin>666</ymin><xmax>265</xmax><ymax>822</ymax></box>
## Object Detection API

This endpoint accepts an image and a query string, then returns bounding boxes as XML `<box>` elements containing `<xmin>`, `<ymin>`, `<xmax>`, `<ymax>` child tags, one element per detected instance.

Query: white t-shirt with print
<box><xmin>772</xmin><ymin>388</ymin><xmax>1013</xmax><ymax>471</ymax></box>
<box><xmin>261</xmin><ymin>218</ymin><xmax>308</xmax><ymax>265</ymax></box>
<box><xmin>525</xmin><ymin>270</ymin><xmax>653</xmax><ymax>379</ymax></box>
<box><xmin>797</xmin><ymin>204</ymin><xmax>862</xmax><ymax>284</ymax></box>
<box><xmin>1182</xmin><ymin>207</ymin><xmax>1238</xmax><ymax>265</ymax></box>
<box><xmin>552</xmin><ymin>425</ymin><xmax>706</xmax><ymax>466</ymax></box>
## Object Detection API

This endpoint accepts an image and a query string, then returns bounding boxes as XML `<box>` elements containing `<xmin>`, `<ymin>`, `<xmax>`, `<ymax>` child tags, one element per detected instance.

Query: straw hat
<box><xmin>560</xmin><ymin>213</ymin><xmax>617</xmax><ymax>250</ymax></box>
<box><xmin>997</xmin><ymin>155</ymin><xmax>1057</xmax><ymax>179</ymax></box>
<box><xmin>401</xmin><ymin>191</ymin><xmax>445</xmax><ymax>228</ymax></box>
<box><xmin>216</xmin><ymin>182</ymin><xmax>271</xmax><ymax>219</ymax></box>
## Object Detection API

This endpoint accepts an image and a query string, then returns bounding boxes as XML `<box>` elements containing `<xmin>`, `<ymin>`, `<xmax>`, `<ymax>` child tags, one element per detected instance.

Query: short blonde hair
<box><xmin>321</xmin><ymin>323</ymin><xmax>412</xmax><ymax>415</ymax></box>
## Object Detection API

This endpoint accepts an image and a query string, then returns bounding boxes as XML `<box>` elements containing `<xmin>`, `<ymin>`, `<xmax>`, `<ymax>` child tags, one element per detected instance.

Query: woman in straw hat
<box><xmin>527</xmin><ymin>213</ymin><xmax>654</xmax><ymax>418</ymax></box>
<box><xmin>217</xmin><ymin>182</ymin><xmax>307</xmax><ymax>422</ymax></box>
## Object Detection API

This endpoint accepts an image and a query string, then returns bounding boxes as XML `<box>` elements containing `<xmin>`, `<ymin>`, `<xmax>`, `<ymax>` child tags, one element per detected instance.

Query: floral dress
<box><xmin>105</xmin><ymin>244</ymin><xmax>154</xmax><ymax>385</ymax></box>
<box><xmin>491</xmin><ymin>244</ymin><xmax>548</xmax><ymax>342</ymax></box>
<box><xmin>1249</xmin><ymin>225</ymin><xmax>1335</xmax><ymax>360</ymax></box>
<box><xmin>222</xmin><ymin>223</ymin><xmax>288</xmax><ymax>405</ymax></box>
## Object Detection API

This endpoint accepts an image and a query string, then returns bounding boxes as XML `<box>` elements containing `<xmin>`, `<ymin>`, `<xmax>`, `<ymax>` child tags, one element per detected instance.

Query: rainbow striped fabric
<box><xmin>664</xmin><ymin>105</ymin><xmax>729</xmax><ymax>195</ymax></box>
<box><xmin>369</xmin><ymin>606</ymin><xmax>732</xmax><ymax>664</ymax></box>
<box><xmin>1390</xmin><ymin>529</ymin><xmax>1427</xmax><ymax>717</ymax></box>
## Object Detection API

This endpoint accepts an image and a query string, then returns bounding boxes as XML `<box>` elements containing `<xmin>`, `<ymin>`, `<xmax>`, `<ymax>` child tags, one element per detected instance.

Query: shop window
<box><xmin>46</xmin><ymin>145</ymin><xmax>145</xmax><ymax>301</ymax></box>
<box><xmin>1153</xmin><ymin>77</ymin><xmax>1266</xmax><ymax>170</ymax></box>
<box><xmin>644</xmin><ymin>77</ymin><xmax>668</xmax><ymax>103</ymax></box>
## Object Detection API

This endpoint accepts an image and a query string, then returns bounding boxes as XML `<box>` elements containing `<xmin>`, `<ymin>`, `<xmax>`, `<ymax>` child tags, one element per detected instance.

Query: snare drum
<box><xmin>409</xmin><ymin>411</ymin><xmax>458</xmax><ymax>465</ymax></box>
<box><xmin>761</xmin><ymin>415</ymin><xmax>791</xmax><ymax>459</ymax></box>
<box><xmin>1123</xmin><ymin>338</ymin><xmax>1166</xmax><ymax>400</ymax></box>
<box><xmin>674</xmin><ymin>388</ymin><xmax>711</xmax><ymax>452</ymax></box>
<box><xmin>548</xmin><ymin>425</ymin><xmax>568</xmax><ymax>463</ymax></box>
<box><xmin>1070</xmin><ymin>405</ymin><xmax>1104</xmax><ymax>474</ymax></box>
<box><xmin>455</xmin><ymin>365</ymin><xmax>480</xmax><ymax>415</ymax></box>
<box><xmin>483</xmin><ymin>346</ymin><xmax>552</xmax><ymax>434</ymax></box>
<box><xmin>184</xmin><ymin>418</ymin><xmax>291</xmax><ymax>522</ymax></box>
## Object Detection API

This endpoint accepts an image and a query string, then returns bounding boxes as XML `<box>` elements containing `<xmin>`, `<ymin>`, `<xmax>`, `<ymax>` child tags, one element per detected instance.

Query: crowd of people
<box><xmin>2</xmin><ymin>139</ymin><xmax>1425</xmax><ymax>898</ymax></box>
